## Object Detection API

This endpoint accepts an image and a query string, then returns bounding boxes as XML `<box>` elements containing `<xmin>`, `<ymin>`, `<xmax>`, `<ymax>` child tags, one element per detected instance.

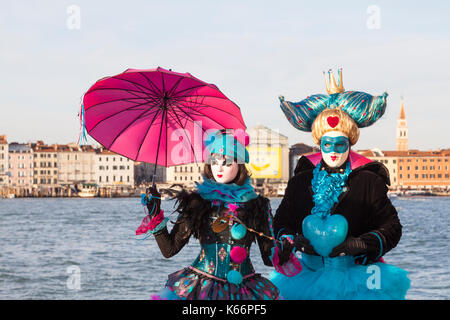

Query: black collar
<box><xmin>320</xmin><ymin>158</ymin><xmax>349</xmax><ymax>174</ymax></box>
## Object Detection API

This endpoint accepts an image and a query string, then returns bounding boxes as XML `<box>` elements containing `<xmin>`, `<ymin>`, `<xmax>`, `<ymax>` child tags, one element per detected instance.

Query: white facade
<box><xmin>166</xmin><ymin>163</ymin><xmax>205</xmax><ymax>186</ymax></box>
<box><xmin>95</xmin><ymin>149</ymin><xmax>134</xmax><ymax>187</ymax></box>
<box><xmin>57</xmin><ymin>143</ymin><xmax>96</xmax><ymax>184</ymax></box>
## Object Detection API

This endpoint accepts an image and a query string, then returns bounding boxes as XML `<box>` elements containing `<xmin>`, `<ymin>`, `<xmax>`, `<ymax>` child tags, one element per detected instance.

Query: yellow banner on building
<box><xmin>246</xmin><ymin>147</ymin><xmax>281</xmax><ymax>178</ymax></box>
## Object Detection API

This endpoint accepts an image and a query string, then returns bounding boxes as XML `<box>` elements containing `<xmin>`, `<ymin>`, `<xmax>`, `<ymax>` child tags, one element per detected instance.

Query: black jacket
<box><xmin>273</xmin><ymin>155</ymin><xmax>402</xmax><ymax>261</ymax></box>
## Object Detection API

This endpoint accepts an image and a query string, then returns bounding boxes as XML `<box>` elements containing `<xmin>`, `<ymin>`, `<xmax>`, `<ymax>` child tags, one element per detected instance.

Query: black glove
<box><xmin>277</xmin><ymin>237</ymin><xmax>295</xmax><ymax>265</ymax></box>
<box><xmin>294</xmin><ymin>234</ymin><xmax>319</xmax><ymax>256</ymax></box>
<box><xmin>146</xmin><ymin>186</ymin><xmax>161</xmax><ymax>217</ymax></box>
<box><xmin>329</xmin><ymin>237</ymin><xmax>368</xmax><ymax>258</ymax></box>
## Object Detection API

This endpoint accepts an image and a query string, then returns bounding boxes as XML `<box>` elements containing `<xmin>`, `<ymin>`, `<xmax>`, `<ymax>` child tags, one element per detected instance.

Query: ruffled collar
<box><xmin>195</xmin><ymin>177</ymin><xmax>258</xmax><ymax>203</ymax></box>
<box><xmin>311</xmin><ymin>161</ymin><xmax>352</xmax><ymax>218</ymax></box>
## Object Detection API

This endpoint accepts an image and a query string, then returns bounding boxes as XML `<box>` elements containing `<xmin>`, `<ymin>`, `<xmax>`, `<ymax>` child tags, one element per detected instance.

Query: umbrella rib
<box><xmin>133</xmin><ymin>109</ymin><xmax>163</xmax><ymax>161</ymax></box>
<box><xmin>88</xmin><ymin>100</ymin><xmax>159</xmax><ymax>134</ymax></box>
<box><xmin>107</xmin><ymin>107</ymin><xmax>160</xmax><ymax>150</ymax></box>
<box><xmin>84</xmin><ymin>96</ymin><xmax>160</xmax><ymax>111</ymax></box>
<box><xmin>168</xmin><ymin>110</ymin><xmax>201</xmax><ymax>164</ymax></box>
<box><xmin>170</xmin><ymin>99</ymin><xmax>231</xmax><ymax>129</ymax></box>
<box><xmin>138</xmin><ymin>72</ymin><xmax>163</xmax><ymax>97</ymax></box>
<box><xmin>167</xmin><ymin>106</ymin><xmax>209</xmax><ymax>134</ymax></box>
<box><xmin>172</xmin><ymin>96</ymin><xmax>245</xmax><ymax>126</ymax></box>
<box><xmin>85</xmin><ymin>86</ymin><xmax>156</xmax><ymax>100</ymax></box>
<box><xmin>115</xmin><ymin>75</ymin><xmax>162</xmax><ymax>97</ymax></box>
<box><xmin>165</xmin><ymin>109</ymin><xmax>168</xmax><ymax>167</ymax></box>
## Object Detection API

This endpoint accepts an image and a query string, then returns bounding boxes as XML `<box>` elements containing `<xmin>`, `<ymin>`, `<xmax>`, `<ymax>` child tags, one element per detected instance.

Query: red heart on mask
<box><xmin>327</xmin><ymin>116</ymin><xmax>340</xmax><ymax>128</ymax></box>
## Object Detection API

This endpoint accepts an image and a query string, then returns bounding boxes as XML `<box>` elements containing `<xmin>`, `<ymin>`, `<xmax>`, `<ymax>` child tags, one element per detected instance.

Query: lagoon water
<box><xmin>0</xmin><ymin>196</ymin><xmax>449</xmax><ymax>300</ymax></box>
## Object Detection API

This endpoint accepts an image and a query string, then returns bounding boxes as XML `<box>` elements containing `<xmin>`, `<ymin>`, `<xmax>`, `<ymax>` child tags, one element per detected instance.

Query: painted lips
<box><xmin>330</xmin><ymin>156</ymin><xmax>337</xmax><ymax>161</ymax></box>
<box><xmin>217</xmin><ymin>174</ymin><xmax>223</xmax><ymax>178</ymax></box>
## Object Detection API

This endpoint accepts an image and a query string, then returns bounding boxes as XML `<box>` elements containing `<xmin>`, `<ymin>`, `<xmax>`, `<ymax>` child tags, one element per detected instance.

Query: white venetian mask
<box><xmin>209</xmin><ymin>154</ymin><xmax>239</xmax><ymax>184</ymax></box>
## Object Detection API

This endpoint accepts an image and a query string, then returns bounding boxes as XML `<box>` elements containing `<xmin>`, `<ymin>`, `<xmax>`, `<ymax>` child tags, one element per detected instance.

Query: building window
<box><xmin>407</xmin><ymin>166</ymin><xmax>410</xmax><ymax>170</ymax></box>
<box><xmin>422</xmin><ymin>174</ymin><xmax>428</xmax><ymax>179</ymax></box>
<box><xmin>106</xmin><ymin>176</ymin><xmax>109</xmax><ymax>182</ymax></box>
<box><xmin>174</xmin><ymin>167</ymin><xmax>177</xmax><ymax>173</ymax></box>
<box><xmin>175</xmin><ymin>176</ymin><xmax>177</xmax><ymax>181</ymax></box>
<box><xmin>407</xmin><ymin>174</ymin><xmax>410</xmax><ymax>179</ymax></box>
<box><xmin>422</xmin><ymin>166</ymin><xmax>427</xmax><ymax>170</ymax></box>
<box><xmin>99</xmin><ymin>176</ymin><xmax>102</xmax><ymax>182</ymax></box>
<box><xmin>415</xmin><ymin>174</ymin><xmax>419</xmax><ymax>178</ymax></box>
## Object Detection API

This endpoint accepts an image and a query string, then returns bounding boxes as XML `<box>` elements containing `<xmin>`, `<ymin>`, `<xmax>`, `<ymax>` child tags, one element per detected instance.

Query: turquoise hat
<box><xmin>205</xmin><ymin>131</ymin><xmax>249</xmax><ymax>164</ymax></box>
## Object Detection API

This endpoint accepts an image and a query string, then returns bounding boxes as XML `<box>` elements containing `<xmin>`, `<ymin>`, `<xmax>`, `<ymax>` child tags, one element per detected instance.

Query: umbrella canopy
<box><xmin>81</xmin><ymin>67</ymin><xmax>246</xmax><ymax>167</ymax></box>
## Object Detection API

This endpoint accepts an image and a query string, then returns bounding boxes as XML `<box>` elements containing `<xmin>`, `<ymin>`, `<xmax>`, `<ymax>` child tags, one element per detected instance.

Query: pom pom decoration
<box><xmin>230</xmin><ymin>246</ymin><xmax>248</xmax><ymax>264</ymax></box>
<box><xmin>231</xmin><ymin>223</ymin><xmax>247</xmax><ymax>240</ymax></box>
<box><xmin>226</xmin><ymin>270</ymin><xmax>243</xmax><ymax>285</ymax></box>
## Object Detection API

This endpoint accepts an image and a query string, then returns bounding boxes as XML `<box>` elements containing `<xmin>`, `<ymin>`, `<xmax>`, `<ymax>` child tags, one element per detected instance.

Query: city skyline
<box><xmin>1</xmin><ymin>1</ymin><xmax>450</xmax><ymax>150</ymax></box>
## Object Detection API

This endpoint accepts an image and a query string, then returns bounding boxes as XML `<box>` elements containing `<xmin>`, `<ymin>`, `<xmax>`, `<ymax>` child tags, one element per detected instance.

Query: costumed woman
<box><xmin>269</xmin><ymin>69</ymin><xmax>410</xmax><ymax>300</ymax></box>
<box><xmin>136</xmin><ymin>130</ymin><xmax>280</xmax><ymax>300</ymax></box>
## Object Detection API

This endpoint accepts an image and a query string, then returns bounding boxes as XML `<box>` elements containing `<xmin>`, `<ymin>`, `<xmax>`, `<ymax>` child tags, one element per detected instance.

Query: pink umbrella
<box><xmin>81</xmin><ymin>67</ymin><xmax>246</xmax><ymax>184</ymax></box>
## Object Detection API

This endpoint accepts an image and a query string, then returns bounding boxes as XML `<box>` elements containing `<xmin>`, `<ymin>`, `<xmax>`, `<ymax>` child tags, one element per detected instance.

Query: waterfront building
<box><xmin>166</xmin><ymin>163</ymin><xmax>204</xmax><ymax>187</ymax></box>
<box><xmin>357</xmin><ymin>149</ymin><xmax>450</xmax><ymax>191</ymax></box>
<box><xmin>57</xmin><ymin>143</ymin><xmax>96</xmax><ymax>185</ymax></box>
<box><xmin>95</xmin><ymin>147</ymin><xmax>134</xmax><ymax>188</ymax></box>
<box><xmin>0</xmin><ymin>135</ymin><xmax>8</xmax><ymax>187</ymax></box>
<box><xmin>31</xmin><ymin>141</ymin><xmax>59</xmax><ymax>195</ymax></box>
<box><xmin>8</xmin><ymin>143</ymin><xmax>34</xmax><ymax>188</ymax></box>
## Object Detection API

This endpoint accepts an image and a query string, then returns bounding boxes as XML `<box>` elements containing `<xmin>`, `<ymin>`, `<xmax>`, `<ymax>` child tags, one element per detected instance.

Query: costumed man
<box><xmin>269</xmin><ymin>69</ymin><xmax>410</xmax><ymax>299</ymax></box>
<box><xmin>136</xmin><ymin>130</ymin><xmax>280</xmax><ymax>300</ymax></box>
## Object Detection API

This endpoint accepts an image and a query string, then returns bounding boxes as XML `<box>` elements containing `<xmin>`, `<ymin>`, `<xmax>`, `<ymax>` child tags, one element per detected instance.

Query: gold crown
<box><xmin>324</xmin><ymin>69</ymin><xmax>345</xmax><ymax>94</ymax></box>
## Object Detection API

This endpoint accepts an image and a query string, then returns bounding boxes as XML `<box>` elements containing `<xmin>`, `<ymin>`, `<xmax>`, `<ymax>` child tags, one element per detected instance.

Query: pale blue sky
<box><xmin>1</xmin><ymin>0</ymin><xmax>449</xmax><ymax>151</ymax></box>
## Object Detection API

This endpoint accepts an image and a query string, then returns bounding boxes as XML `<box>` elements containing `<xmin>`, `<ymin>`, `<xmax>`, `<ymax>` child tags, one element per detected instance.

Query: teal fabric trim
<box><xmin>149</xmin><ymin>217</ymin><xmax>169</xmax><ymax>234</ymax></box>
<box><xmin>196</xmin><ymin>177</ymin><xmax>257</xmax><ymax>203</ymax></box>
<box><xmin>369</xmin><ymin>231</ymin><xmax>384</xmax><ymax>259</ymax></box>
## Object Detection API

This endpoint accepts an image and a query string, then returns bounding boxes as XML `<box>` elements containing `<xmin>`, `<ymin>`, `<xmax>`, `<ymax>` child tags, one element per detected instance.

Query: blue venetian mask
<box><xmin>320</xmin><ymin>136</ymin><xmax>349</xmax><ymax>154</ymax></box>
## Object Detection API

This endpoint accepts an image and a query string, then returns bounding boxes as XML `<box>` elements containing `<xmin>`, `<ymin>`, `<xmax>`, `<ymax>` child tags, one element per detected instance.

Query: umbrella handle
<box><xmin>151</xmin><ymin>174</ymin><xmax>156</xmax><ymax>189</ymax></box>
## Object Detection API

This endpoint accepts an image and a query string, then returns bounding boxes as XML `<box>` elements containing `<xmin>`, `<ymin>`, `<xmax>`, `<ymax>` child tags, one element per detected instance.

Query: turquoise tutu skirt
<box><xmin>269</xmin><ymin>254</ymin><xmax>410</xmax><ymax>300</ymax></box>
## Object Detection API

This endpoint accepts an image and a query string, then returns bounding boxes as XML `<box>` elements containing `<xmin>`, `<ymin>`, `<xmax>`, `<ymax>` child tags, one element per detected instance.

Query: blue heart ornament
<box><xmin>302</xmin><ymin>214</ymin><xmax>349</xmax><ymax>257</ymax></box>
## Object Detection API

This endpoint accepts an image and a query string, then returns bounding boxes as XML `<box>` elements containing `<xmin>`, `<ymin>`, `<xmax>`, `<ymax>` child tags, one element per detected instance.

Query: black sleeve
<box><xmin>154</xmin><ymin>213</ymin><xmax>192</xmax><ymax>258</ymax></box>
<box><xmin>273</xmin><ymin>177</ymin><xmax>299</xmax><ymax>238</ymax></box>
<box><xmin>360</xmin><ymin>175</ymin><xmax>403</xmax><ymax>260</ymax></box>
<box><xmin>256</xmin><ymin>202</ymin><xmax>276</xmax><ymax>266</ymax></box>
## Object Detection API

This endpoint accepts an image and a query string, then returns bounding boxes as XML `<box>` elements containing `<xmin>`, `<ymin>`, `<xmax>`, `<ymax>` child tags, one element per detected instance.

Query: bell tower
<box><xmin>396</xmin><ymin>97</ymin><xmax>408</xmax><ymax>151</ymax></box>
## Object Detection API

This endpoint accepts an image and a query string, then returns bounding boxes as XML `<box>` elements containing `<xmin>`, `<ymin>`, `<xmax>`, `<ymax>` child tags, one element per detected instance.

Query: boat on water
<box><xmin>77</xmin><ymin>183</ymin><xmax>99</xmax><ymax>198</ymax></box>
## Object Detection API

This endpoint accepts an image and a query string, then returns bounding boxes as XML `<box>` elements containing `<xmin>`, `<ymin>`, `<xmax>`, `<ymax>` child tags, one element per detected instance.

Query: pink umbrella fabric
<box><xmin>81</xmin><ymin>67</ymin><xmax>246</xmax><ymax>168</ymax></box>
